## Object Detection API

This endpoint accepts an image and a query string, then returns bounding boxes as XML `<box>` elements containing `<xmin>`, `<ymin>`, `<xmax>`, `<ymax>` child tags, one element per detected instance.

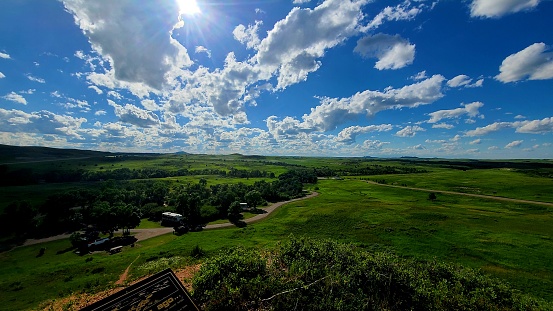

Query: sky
<box><xmin>0</xmin><ymin>0</ymin><xmax>552</xmax><ymax>158</ymax></box>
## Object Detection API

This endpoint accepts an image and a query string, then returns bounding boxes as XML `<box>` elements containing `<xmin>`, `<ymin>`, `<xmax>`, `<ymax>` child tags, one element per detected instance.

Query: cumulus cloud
<box><xmin>63</xmin><ymin>0</ymin><xmax>192</xmax><ymax>90</ymax></box>
<box><xmin>505</xmin><ymin>140</ymin><xmax>523</xmax><ymax>148</ymax></box>
<box><xmin>0</xmin><ymin>72</ymin><xmax>5</xmax><ymax>79</ymax></box>
<box><xmin>195</xmin><ymin>46</ymin><xmax>212</xmax><ymax>58</ymax></box>
<box><xmin>0</xmin><ymin>108</ymin><xmax>86</xmax><ymax>138</ymax></box>
<box><xmin>496</xmin><ymin>43</ymin><xmax>553</xmax><ymax>82</ymax></box>
<box><xmin>108</xmin><ymin>100</ymin><xmax>160</xmax><ymax>128</ymax></box>
<box><xmin>26</xmin><ymin>74</ymin><xmax>46</xmax><ymax>83</ymax></box>
<box><xmin>470</xmin><ymin>0</ymin><xmax>542</xmax><ymax>18</ymax></box>
<box><xmin>0</xmin><ymin>52</ymin><xmax>10</xmax><ymax>59</ymax></box>
<box><xmin>410</xmin><ymin>70</ymin><xmax>427</xmax><ymax>81</ymax></box>
<box><xmin>466</xmin><ymin>117</ymin><xmax>553</xmax><ymax>136</ymax></box>
<box><xmin>293</xmin><ymin>0</ymin><xmax>311</xmax><ymax>4</ymax></box>
<box><xmin>88</xmin><ymin>85</ymin><xmax>103</xmax><ymax>94</ymax></box>
<box><xmin>354</xmin><ymin>33</ymin><xmax>415</xmax><ymax>70</ymax></box>
<box><xmin>233</xmin><ymin>21</ymin><xmax>263</xmax><ymax>50</ymax></box>
<box><xmin>428</xmin><ymin>102</ymin><xmax>484</xmax><ymax>123</ymax></box>
<box><xmin>362</xmin><ymin>139</ymin><xmax>388</xmax><ymax>150</ymax></box>
<box><xmin>256</xmin><ymin>0</ymin><xmax>368</xmax><ymax>89</ymax></box>
<box><xmin>362</xmin><ymin>1</ymin><xmax>422</xmax><ymax>31</ymax></box>
<box><xmin>469</xmin><ymin>138</ymin><xmax>482</xmax><ymax>145</ymax></box>
<box><xmin>396</xmin><ymin>125</ymin><xmax>425</xmax><ymax>137</ymax></box>
<box><xmin>3</xmin><ymin>92</ymin><xmax>27</xmax><ymax>105</ymax></box>
<box><xmin>432</xmin><ymin>123</ymin><xmax>454</xmax><ymax>129</ymax></box>
<box><xmin>447</xmin><ymin>75</ymin><xmax>483</xmax><ymax>88</ymax></box>
<box><xmin>267</xmin><ymin>75</ymin><xmax>445</xmax><ymax>137</ymax></box>
<box><xmin>516</xmin><ymin>117</ymin><xmax>553</xmax><ymax>133</ymax></box>
<box><xmin>335</xmin><ymin>124</ymin><xmax>393</xmax><ymax>144</ymax></box>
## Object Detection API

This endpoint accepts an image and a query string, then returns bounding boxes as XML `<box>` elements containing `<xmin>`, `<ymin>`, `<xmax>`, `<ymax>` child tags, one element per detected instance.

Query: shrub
<box><xmin>192</xmin><ymin>236</ymin><xmax>551</xmax><ymax>311</ymax></box>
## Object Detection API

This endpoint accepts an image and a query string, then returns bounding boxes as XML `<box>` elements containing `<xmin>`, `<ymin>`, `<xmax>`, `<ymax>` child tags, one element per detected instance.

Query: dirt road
<box><xmin>21</xmin><ymin>192</ymin><xmax>319</xmax><ymax>247</ymax></box>
<box><xmin>363</xmin><ymin>180</ymin><xmax>553</xmax><ymax>207</ymax></box>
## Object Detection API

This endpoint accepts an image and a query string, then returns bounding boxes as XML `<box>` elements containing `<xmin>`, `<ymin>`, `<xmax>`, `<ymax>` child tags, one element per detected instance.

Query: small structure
<box><xmin>240</xmin><ymin>203</ymin><xmax>249</xmax><ymax>211</ymax></box>
<box><xmin>161</xmin><ymin>212</ymin><xmax>183</xmax><ymax>226</ymax></box>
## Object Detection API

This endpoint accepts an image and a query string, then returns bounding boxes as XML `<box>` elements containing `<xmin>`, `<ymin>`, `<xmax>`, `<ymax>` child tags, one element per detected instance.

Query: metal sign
<box><xmin>81</xmin><ymin>268</ymin><xmax>200</xmax><ymax>311</ymax></box>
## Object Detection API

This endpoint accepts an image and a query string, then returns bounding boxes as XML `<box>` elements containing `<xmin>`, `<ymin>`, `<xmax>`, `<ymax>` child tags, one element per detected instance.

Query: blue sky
<box><xmin>0</xmin><ymin>0</ymin><xmax>552</xmax><ymax>158</ymax></box>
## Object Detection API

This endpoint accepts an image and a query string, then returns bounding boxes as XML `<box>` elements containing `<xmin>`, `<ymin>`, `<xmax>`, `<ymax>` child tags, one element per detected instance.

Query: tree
<box><xmin>117</xmin><ymin>204</ymin><xmax>141</xmax><ymax>235</ymax></box>
<box><xmin>228</xmin><ymin>201</ymin><xmax>242</xmax><ymax>221</ymax></box>
<box><xmin>245</xmin><ymin>190</ymin><xmax>263</xmax><ymax>210</ymax></box>
<box><xmin>428</xmin><ymin>192</ymin><xmax>437</xmax><ymax>201</ymax></box>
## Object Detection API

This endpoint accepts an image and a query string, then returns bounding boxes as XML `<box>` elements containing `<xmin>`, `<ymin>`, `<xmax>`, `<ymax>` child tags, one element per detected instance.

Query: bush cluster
<box><xmin>192</xmin><ymin>236</ymin><xmax>550</xmax><ymax>311</ymax></box>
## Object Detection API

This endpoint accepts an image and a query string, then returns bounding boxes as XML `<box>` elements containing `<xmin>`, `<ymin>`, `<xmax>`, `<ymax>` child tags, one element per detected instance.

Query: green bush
<box><xmin>192</xmin><ymin>236</ymin><xmax>551</xmax><ymax>311</ymax></box>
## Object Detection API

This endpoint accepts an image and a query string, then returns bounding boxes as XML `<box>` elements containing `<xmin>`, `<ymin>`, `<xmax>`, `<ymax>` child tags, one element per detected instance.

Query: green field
<box><xmin>1</xmin><ymin>150</ymin><xmax>553</xmax><ymax>310</ymax></box>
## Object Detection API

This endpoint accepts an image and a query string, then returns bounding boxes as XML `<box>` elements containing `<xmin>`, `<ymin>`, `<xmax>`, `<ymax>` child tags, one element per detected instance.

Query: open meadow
<box><xmin>1</xmin><ymin>149</ymin><xmax>552</xmax><ymax>310</ymax></box>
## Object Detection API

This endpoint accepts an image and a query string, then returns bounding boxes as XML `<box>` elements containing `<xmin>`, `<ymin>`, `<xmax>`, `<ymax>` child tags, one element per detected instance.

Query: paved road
<box><xmin>21</xmin><ymin>192</ymin><xmax>319</xmax><ymax>247</ymax></box>
<box><xmin>363</xmin><ymin>180</ymin><xmax>553</xmax><ymax>207</ymax></box>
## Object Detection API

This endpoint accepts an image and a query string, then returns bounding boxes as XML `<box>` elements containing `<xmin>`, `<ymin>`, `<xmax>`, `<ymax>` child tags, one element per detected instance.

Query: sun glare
<box><xmin>177</xmin><ymin>0</ymin><xmax>201</xmax><ymax>16</ymax></box>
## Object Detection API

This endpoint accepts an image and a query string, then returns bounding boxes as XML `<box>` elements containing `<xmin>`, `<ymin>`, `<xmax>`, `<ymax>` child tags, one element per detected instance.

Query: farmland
<box><xmin>0</xmin><ymin>146</ymin><xmax>552</xmax><ymax>310</ymax></box>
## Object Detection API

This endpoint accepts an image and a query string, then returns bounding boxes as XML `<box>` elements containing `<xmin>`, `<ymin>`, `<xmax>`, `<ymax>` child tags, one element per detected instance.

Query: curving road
<box><xmin>363</xmin><ymin>180</ymin><xmax>553</xmax><ymax>207</ymax></box>
<box><xmin>21</xmin><ymin>192</ymin><xmax>319</xmax><ymax>247</ymax></box>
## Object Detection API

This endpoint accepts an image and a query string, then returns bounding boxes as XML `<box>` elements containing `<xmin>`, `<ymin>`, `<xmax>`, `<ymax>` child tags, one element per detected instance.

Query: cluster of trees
<box><xmin>313</xmin><ymin>165</ymin><xmax>427</xmax><ymax>177</ymax></box>
<box><xmin>192</xmin><ymin>236</ymin><xmax>550</xmax><ymax>310</ymax></box>
<box><xmin>0</xmin><ymin>169</ymin><xmax>317</xmax><ymax>238</ymax></box>
<box><xmin>0</xmin><ymin>165</ymin><xmax>275</xmax><ymax>186</ymax></box>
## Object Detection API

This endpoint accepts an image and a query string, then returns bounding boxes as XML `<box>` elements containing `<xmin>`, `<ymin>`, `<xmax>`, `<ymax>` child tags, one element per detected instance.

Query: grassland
<box><xmin>1</xmin><ymin>151</ymin><xmax>552</xmax><ymax>310</ymax></box>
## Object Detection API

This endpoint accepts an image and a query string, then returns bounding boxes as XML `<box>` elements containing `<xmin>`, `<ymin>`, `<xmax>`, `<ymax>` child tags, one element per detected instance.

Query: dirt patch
<box><xmin>36</xmin><ymin>264</ymin><xmax>201</xmax><ymax>311</ymax></box>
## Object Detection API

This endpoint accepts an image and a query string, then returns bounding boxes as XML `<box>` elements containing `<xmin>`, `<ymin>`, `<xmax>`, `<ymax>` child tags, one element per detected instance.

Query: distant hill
<box><xmin>0</xmin><ymin>144</ymin><xmax>112</xmax><ymax>164</ymax></box>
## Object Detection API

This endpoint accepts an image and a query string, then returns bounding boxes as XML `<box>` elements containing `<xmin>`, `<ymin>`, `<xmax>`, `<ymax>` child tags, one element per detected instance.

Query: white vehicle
<box><xmin>161</xmin><ymin>212</ymin><xmax>183</xmax><ymax>225</ymax></box>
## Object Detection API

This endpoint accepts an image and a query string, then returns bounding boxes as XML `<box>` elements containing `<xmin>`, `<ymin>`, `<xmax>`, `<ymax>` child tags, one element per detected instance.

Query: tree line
<box><xmin>0</xmin><ymin>165</ymin><xmax>275</xmax><ymax>186</ymax></box>
<box><xmin>0</xmin><ymin>169</ymin><xmax>317</xmax><ymax>239</ymax></box>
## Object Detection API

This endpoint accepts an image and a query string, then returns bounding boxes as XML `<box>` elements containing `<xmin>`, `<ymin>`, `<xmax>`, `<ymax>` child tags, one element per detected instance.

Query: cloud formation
<box><xmin>447</xmin><ymin>75</ymin><xmax>484</xmax><ymax>88</ymax></box>
<box><xmin>396</xmin><ymin>125</ymin><xmax>425</xmax><ymax>137</ymax></box>
<box><xmin>470</xmin><ymin>0</ymin><xmax>542</xmax><ymax>18</ymax></box>
<box><xmin>428</xmin><ymin>102</ymin><xmax>484</xmax><ymax>123</ymax></box>
<box><xmin>3</xmin><ymin>92</ymin><xmax>27</xmax><ymax>105</ymax></box>
<box><xmin>267</xmin><ymin>75</ymin><xmax>445</xmax><ymax>137</ymax></box>
<box><xmin>354</xmin><ymin>34</ymin><xmax>415</xmax><ymax>70</ymax></box>
<box><xmin>63</xmin><ymin>0</ymin><xmax>192</xmax><ymax>90</ymax></box>
<box><xmin>496</xmin><ymin>43</ymin><xmax>553</xmax><ymax>82</ymax></box>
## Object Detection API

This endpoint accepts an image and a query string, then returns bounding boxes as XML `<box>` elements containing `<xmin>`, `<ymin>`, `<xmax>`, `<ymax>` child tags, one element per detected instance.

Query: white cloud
<box><xmin>88</xmin><ymin>85</ymin><xmax>103</xmax><ymax>94</ymax></box>
<box><xmin>335</xmin><ymin>124</ymin><xmax>393</xmax><ymax>144</ymax></box>
<box><xmin>256</xmin><ymin>0</ymin><xmax>368</xmax><ymax>89</ymax></box>
<box><xmin>396</xmin><ymin>125</ymin><xmax>425</xmax><ymax>137</ymax></box>
<box><xmin>94</xmin><ymin>110</ymin><xmax>107</xmax><ymax>116</ymax></box>
<box><xmin>362</xmin><ymin>1</ymin><xmax>422</xmax><ymax>31</ymax></box>
<box><xmin>514</xmin><ymin>114</ymin><xmax>526</xmax><ymax>119</ymax></box>
<box><xmin>63</xmin><ymin>0</ymin><xmax>192</xmax><ymax>90</ymax></box>
<box><xmin>470</xmin><ymin>0</ymin><xmax>542</xmax><ymax>18</ymax></box>
<box><xmin>293</xmin><ymin>0</ymin><xmax>311</xmax><ymax>4</ymax></box>
<box><xmin>469</xmin><ymin>138</ymin><xmax>481</xmax><ymax>145</ymax></box>
<box><xmin>0</xmin><ymin>52</ymin><xmax>10</xmax><ymax>59</ymax></box>
<box><xmin>466</xmin><ymin>117</ymin><xmax>553</xmax><ymax>136</ymax></box>
<box><xmin>108</xmin><ymin>100</ymin><xmax>161</xmax><ymax>128</ymax></box>
<box><xmin>465</xmin><ymin>121</ymin><xmax>513</xmax><ymax>136</ymax></box>
<box><xmin>428</xmin><ymin>102</ymin><xmax>484</xmax><ymax>123</ymax></box>
<box><xmin>267</xmin><ymin>75</ymin><xmax>445</xmax><ymax>137</ymax></box>
<box><xmin>0</xmin><ymin>72</ymin><xmax>5</xmax><ymax>79</ymax></box>
<box><xmin>505</xmin><ymin>140</ymin><xmax>523</xmax><ymax>148</ymax></box>
<box><xmin>432</xmin><ymin>123</ymin><xmax>454</xmax><ymax>129</ymax></box>
<box><xmin>26</xmin><ymin>74</ymin><xmax>46</xmax><ymax>83</ymax></box>
<box><xmin>496</xmin><ymin>43</ymin><xmax>553</xmax><ymax>82</ymax></box>
<box><xmin>195</xmin><ymin>46</ymin><xmax>212</xmax><ymax>58</ymax></box>
<box><xmin>410</xmin><ymin>70</ymin><xmax>427</xmax><ymax>81</ymax></box>
<box><xmin>3</xmin><ymin>92</ymin><xmax>27</xmax><ymax>105</ymax></box>
<box><xmin>516</xmin><ymin>117</ymin><xmax>553</xmax><ymax>133</ymax></box>
<box><xmin>447</xmin><ymin>75</ymin><xmax>483</xmax><ymax>88</ymax></box>
<box><xmin>411</xmin><ymin>144</ymin><xmax>426</xmax><ymax>150</ymax></box>
<box><xmin>361</xmin><ymin>139</ymin><xmax>388</xmax><ymax>150</ymax></box>
<box><xmin>233</xmin><ymin>21</ymin><xmax>263</xmax><ymax>50</ymax></box>
<box><xmin>354</xmin><ymin>34</ymin><xmax>415</xmax><ymax>70</ymax></box>
<box><xmin>0</xmin><ymin>108</ymin><xmax>87</xmax><ymax>139</ymax></box>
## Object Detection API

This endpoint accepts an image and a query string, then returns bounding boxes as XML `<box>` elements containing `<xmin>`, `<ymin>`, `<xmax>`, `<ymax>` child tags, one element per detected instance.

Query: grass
<box><xmin>2</xmin><ymin>156</ymin><xmax>553</xmax><ymax>309</ymax></box>
<box><xmin>135</xmin><ymin>219</ymin><xmax>164</xmax><ymax>229</ymax></box>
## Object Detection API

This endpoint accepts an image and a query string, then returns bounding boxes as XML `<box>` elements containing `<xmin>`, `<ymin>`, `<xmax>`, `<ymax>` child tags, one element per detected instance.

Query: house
<box><xmin>161</xmin><ymin>212</ymin><xmax>183</xmax><ymax>226</ymax></box>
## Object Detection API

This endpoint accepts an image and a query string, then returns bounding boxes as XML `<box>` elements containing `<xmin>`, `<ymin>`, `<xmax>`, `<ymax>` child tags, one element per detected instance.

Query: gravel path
<box><xmin>21</xmin><ymin>192</ymin><xmax>319</xmax><ymax>247</ymax></box>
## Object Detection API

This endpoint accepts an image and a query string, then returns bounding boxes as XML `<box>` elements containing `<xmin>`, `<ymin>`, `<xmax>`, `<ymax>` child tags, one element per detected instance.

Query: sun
<box><xmin>177</xmin><ymin>0</ymin><xmax>201</xmax><ymax>16</ymax></box>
